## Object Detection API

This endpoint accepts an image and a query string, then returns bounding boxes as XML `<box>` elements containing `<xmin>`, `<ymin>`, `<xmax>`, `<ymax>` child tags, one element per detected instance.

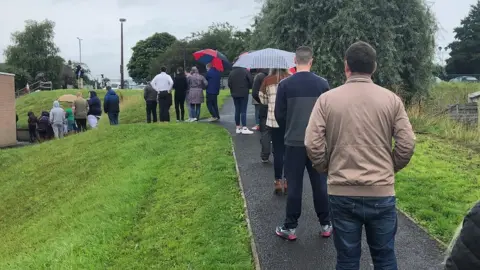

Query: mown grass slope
<box><xmin>2</xmin><ymin>91</ymin><xmax>252</xmax><ymax>269</ymax></box>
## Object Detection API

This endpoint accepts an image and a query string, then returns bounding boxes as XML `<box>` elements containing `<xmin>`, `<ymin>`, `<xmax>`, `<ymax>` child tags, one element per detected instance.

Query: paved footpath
<box><xmin>218</xmin><ymin>97</ymin><xmax>445</xmax><ymax>270</ymax></box>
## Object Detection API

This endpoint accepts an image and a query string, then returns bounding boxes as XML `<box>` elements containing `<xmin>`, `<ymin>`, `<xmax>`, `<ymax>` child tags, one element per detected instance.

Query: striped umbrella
<box><xmin>233</xmin><ymin>48</ymin><xmax>295</xmax><ymax>69</ymax></box>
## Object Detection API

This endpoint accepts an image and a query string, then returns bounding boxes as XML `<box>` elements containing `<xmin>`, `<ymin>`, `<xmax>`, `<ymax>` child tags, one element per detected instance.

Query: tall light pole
<box><xmin>77</xmin><ymin>37</ymin><xmax>83</xmax><ymax>64</ymax></box>
<box><xmin>119</xmin><ymin>18</ymin><xmax>126</xmax><ymax>89</ymax></box>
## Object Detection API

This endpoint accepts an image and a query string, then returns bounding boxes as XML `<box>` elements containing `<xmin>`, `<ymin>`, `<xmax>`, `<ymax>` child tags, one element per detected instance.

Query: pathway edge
<box><xmin>396</xmin><ymin>207</ymin><xmax>447</xmax><ymax>248</ymax></box>
<box><xmin>230</xmin><ymin>138</ymin><xmax>262</xmax><ymax>270</ymax></box>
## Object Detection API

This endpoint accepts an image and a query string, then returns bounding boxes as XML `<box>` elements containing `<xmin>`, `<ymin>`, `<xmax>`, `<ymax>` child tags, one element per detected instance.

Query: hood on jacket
<box><xmin>107</xmin><ymin>89</ymin><xmax>118</xmax><ymax>96</ymax></box>
<box><xmin>90</xmin><ymin>91</ymin><xmax>98</xmax><ymax>98</ymax></box>
<box><xmin>41</xmin><ymin>111</ymin><xmax>49</xmax><ymax>117</ymax></box>
<box><xmin>28</xmin><ymin>111</ymin><xmax>34</xmax><ymax>117</ymax></box>
<box><xmin>53</xmin><ymin>101</ymin><xmax>60</xmax><ymax>108</ymax></box>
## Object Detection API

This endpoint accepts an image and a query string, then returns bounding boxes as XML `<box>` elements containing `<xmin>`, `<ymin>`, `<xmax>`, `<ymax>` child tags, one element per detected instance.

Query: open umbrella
<box><xmin>233</xmin><ymin>48</ymin><xmax>295</xmax><ymax>69</ymax></box>
<box><xmin>193</xmin><ymin>49</ymin><xmax>231</xmax><ymax>72</ymax></box>
<box><xmin>57</xmin><ymin>94</ymin><xmax>77</xmax><ymax>103</ymax></box>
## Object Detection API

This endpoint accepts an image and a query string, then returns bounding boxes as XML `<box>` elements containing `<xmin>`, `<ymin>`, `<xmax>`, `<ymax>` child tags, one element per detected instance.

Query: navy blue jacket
<box><xmin>275</xmin><ymin>71</ymin><xmax>330</xmax><ymax>146</ymax></box>
<box><xmin>104</xmin><ymin>89</ymin><xmax>120</xmax><ymax>113</ymax></box>
<box><xmin>88</xmin><ymin>91</ymin><xmax>102</xmax><ymax>116</ymax></box>
<box><xmin>205</xmin><ymin>67</ymin><xmax>221</xmax><ymax>95</ymax></box>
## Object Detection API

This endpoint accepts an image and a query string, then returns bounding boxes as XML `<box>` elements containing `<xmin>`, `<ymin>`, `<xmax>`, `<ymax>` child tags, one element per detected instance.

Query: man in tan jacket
<box><xmin>73</xmin><ymin>92</ymin><xmax>89</xmax><ymax>132</ymax></box>
<box><xmin>305</xmin><ymin>41</ymin><xmax>415</xmax><ymax>270</ymax></box>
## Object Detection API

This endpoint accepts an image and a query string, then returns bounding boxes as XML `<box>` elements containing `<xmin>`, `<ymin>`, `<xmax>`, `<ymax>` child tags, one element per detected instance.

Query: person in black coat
<box><xmin>173</xmin><ymin>67</ymin><xmax>188</xmax><ymax>122</ymax></box>
<box><xmin>444</xmin><ymin>201</ymin><xmax>480</xmax><ymax>270</ymax></box>
<box><xmin>144</xmin><ymin>83</ymin><xmax>158</xmax><ymax>123</ymax></box>
<box><xmin>88</xmin><ymin>91</ymin><xmax>102</xmax><ymax>117</ymax></box>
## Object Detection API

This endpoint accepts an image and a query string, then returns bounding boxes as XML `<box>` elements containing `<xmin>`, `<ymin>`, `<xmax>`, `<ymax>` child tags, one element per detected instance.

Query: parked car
<box><xmin>449</xmin><ymin>76</ymin><xmax>478</xmax><ymax>83</ymax></box>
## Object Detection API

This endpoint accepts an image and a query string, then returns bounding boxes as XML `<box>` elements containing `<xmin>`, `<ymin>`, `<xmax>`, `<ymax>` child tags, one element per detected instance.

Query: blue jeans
<box><xmin>330</xmin><ymin>196</ymin><xmax>398</xmax><ymax>270</ymax></box>
<box><xmin>206</xmin><ymin>94</ymin><xmax>220</xmax><ymax>119</ymax></box>
<box><xmin>233</xmin><ymin>97</ymin><xmax>248</xmax><ymax>126</ymax></box>
<box><xmin>189</xmin><ymin>104</ymin><xmax>201</xmax><ymax>119</ymax></box>
<box><xmin>108</xmin><ymin>112</ymin><xmax>119</xmax><ymax>125</ymax></box>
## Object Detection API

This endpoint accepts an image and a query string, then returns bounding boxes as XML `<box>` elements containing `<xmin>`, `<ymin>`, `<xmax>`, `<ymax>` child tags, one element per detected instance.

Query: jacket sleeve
<box><xmin>168</xmin><ymin>75</ymin><xmax>174</xmax><ymax>91</ymax></box>
<box><xmin>246</xmin><ymin>71</ymin><xmax>253</xmax><ymax>89</ymax></box>
<box><xmin>392</xmin><ymin>96</ymin><xmax>415</xmax><ymax>172</ymax></box>
<box><xmin>251</xmin><ymin>74</ymin><xmax>263</xmax><ymax>104</ymax></box>
<box><xmin>305</xmin><ymin>96</ymin><xmax>328</xmax><ymax>173</ymax></box>
<box><xmin>103</xmin><ymin>96</ymin><xmax>109</xmax><ymax>113</ymax></box>
<box><xmin>274</xmin><ymin>81</ymin><xmax>287</xmax><ymax>128</ymax></box>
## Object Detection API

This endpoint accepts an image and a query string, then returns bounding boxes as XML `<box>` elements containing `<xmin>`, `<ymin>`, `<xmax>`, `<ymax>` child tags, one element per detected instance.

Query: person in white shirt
<box><xmin>151</xmin><ymin>66</ymin><xmax>174</xmax><ymax>122</ymax></box>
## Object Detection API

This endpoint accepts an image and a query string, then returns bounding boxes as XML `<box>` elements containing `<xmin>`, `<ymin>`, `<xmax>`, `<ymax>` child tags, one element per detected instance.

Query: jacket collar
<box><xmin>345</xmin><ymin>74</ymin><xmax>373</xmax><ymax>84</ymax></box>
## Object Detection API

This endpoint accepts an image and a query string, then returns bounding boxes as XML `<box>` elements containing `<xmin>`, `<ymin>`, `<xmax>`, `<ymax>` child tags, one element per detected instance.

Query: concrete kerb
<box><xmin>230</xmin><ymin>137</ymin><xmax>261</xmax><ymax>270</ymax></box>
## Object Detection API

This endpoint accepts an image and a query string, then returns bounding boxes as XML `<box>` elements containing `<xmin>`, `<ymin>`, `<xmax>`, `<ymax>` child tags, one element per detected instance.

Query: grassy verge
<box><xmin>16</xmin><ymin>89</ymin><xmax>231</xmax><ymax>127</ymax></box>
<box><xmin>0</xmin><ymin>124</ymin><xmax>252</xmax><ymax>269</ymax></box>
<box><xmin>396</xmin><ymin>134</ymin><xmax>480</xmax><ymax>243</ymax></box>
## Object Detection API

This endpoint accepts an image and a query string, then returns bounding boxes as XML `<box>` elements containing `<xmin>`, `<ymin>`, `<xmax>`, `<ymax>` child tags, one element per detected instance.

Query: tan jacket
<box><xmin>73</xmin><ymin>98</ymin><xmax>89</xmax><ymax>119</ymax></box>
<box><xmin>305</xmin><ymin>75</ymin><xmax>415</xmax><ymax>197</ymax></box>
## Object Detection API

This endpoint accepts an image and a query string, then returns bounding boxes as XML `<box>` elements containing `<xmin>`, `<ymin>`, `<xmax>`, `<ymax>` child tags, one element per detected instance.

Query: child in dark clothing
<box><xmin>37</xmin><ymin>111</ymin><xmax>52</xmax><ymax>141</ymax></box>
<box><xmin>27</xmin><ymin>111</ymin><xmax>39</xmax><ymax>143</ymax></box>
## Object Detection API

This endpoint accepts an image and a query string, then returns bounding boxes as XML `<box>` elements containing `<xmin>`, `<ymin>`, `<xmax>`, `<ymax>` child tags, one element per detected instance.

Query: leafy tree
<box><xmin>4</xmin><ymin>20</ymin><xmax>65</xmax><ymax>89</ymax></box>
<box><xmin>251</xmin><ymin>0</ymin><xmax>436</xmax><ymax>103</ymax></box>
<box><xmin>127</xmin><ymin>32</ymin><xmax>177</xmax><ymax>83</ymax></box>
<box><xmin>149</xmin><ymin>23</ymin><xmax>252</xmax><ymax>78</ymax></box>
<box><xmin>446</xmin><ymin>1</ymin><xmax>480</xmax><ymax>75</ymax></box>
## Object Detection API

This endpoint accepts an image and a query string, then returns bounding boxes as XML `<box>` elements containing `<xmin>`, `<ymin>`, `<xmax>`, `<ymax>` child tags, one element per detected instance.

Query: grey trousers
<box><xmin>259</xmin><ymin>115</ymin><xmax>272</xmax><ymax>160</ymax></box>
<box><xmin>52</xmin><ymin>123</ymin><xmax>64</xmax><ymax>139</ymax></box>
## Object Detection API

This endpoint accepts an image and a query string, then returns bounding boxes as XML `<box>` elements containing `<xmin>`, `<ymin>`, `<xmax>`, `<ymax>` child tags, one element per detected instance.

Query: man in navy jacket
<box><xmin>205</xmin><ymin>63</ymin><xmax>221</xmax><ymax>121</ymax></box>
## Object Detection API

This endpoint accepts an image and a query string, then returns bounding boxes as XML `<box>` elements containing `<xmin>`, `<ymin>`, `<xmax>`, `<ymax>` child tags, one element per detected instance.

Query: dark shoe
<box><xmin>261</xmin><ymin>158</ymin><xmax>269</xmax><ymax>163</ymax></box>
<box><xmin>274</xmin><ymin>180</ymin><xmax>283</xmax><ymax>195</ymax></box>
<box><xmin>275</xmin><ymin>225</ymin><xmax>297</xmax><ymax>241</ymax></box>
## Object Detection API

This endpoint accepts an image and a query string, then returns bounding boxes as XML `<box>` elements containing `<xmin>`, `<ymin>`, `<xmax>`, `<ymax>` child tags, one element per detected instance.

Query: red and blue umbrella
<box><xmin>193</xmin><ymin>49</ymin><xmax>231</xmax><ymax>72</ymax></box>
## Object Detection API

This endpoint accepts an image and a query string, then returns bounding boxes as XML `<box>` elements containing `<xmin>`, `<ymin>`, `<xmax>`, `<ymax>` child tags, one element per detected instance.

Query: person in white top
<box><xmin>151</xmin><ymin>67</ymin><xmax>174</xmax><ymax>122</ymax></box>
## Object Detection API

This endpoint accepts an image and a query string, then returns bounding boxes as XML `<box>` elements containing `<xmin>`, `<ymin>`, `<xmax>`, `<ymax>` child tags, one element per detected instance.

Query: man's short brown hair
<box><xmin>295</xmin><ymin>46</ymin><xmax>313</xmax><ymax>65</ymax></box>
<box><xmin>345</xmin><ymin>41</ymin><xmax>377</xmax><ymax>74</ymax></box>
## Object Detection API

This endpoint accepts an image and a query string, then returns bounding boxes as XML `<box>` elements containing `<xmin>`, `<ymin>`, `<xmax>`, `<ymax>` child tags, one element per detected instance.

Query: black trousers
<box><xmin>174</xmin><ymin>94</ymin><xmax>186</xmax><ymax>121</ymax></box>
<box><xmin>259</xmin><ymin>114</ymin><xmax>271</xmax><ymax>160</ymax></box>
<box><xmin>284</xmin><ymin>145</ymin><xmax>330</xmax><ymax>229</ymax></box>
<box><xmin>28</xmin><ymin>125</ymin><xmax>38</xmax><ymax>142</ymax></box>
<box><xmin>271</xmin><ymin>126</ymin><xmax>285</xmax><ymax>180</ymax></box>
<box><xmin>158</xmin><ymin>92</ymin><xmax>172</xmax><ymax>122</ymax></box>
<box><xmin>75</xmin><ymin>118</ymin><xmax>87</xmax><ymax>132</ymax></box>
<box><xmin>146</xmin><ymin>100</ymin><xmax>157</xmax><ymax>123</ymax></box>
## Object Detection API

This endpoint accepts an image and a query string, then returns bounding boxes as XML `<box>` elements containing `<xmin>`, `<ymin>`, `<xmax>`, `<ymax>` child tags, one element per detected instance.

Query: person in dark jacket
<box><xmin>103</xmin><ymin>86</ymin><xmax>120</xmax><ymax>125</ymax></box>
<box><xmin>205</xmin><ymin>63</ymin><xmax>221</xmax><ymax>121</ymax></box>
<box><xmin>37</xmin><ymin>111</ymin><xmax>53</xmax><ymax>141</ymax></box>
<box><xmin>144</xmin><ymin>83</ymin><xmax>158</xmax><ymax>123</ymax></box>
<box><xmin>173</xmin><ymin>67</ymin><xmax>188</xmax><ymax>122</ymax></box>
<box><xmin>87</xmin><ymin>91</ymin><xmax>102</xmax><ymax>128</ymax></box>
<box><xmin>252</xmin><ymin>69</ymin><xmax>270</xmax><ymax>161</ymax></box>
<box><xmin>228</xmin><ymin>64</ymin><xmax>254</xmax><ymax>134</ymax></box>
<box><xmin>27</xmin><ymin>111</ymin><xmax>39</xmax><ymax>143</ymax></box>
<box><xmin>444</xmin><ymin>201</ymin><xmax>480</xmax><ymax>270</ymax></box>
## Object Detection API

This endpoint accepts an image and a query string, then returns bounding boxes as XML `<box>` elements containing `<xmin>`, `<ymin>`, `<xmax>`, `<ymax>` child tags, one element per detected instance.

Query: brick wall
<box><xmin>0</xmin><ymin>72</ymin><xmax>16</xmax><ymax>147</ymax></box>
<box><xmin>448</xmin><ymin>102</ymin><xmax>479</xmax><ymax>126</ymax></box>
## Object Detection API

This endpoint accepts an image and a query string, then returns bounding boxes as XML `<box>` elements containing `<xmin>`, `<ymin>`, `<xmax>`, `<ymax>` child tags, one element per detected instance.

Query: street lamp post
<box><xmin>119</xmin><ymin>18</ymin><xmax>126</xmax><ymax>89</ymax></box>
<box><xmin>77</xmin><ymin>37</ymin><xmax>83</xmax><ymax>64</ymax></box>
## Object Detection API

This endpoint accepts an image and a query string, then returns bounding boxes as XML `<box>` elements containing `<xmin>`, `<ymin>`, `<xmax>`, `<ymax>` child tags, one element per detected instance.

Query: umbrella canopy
<box><xmin>233</xmin><ymin>48</ymin><xmax>295</xmax><ymax>69</ymax></box>
<box><xmin>193</xmin><ymin>49</ymin><xmax>231</xmax><ymax>72</ymax></box>
<box><xmin>57</xmin><ymin>94</ymin><xmax>77</xmax><ymax>103</ymax></box>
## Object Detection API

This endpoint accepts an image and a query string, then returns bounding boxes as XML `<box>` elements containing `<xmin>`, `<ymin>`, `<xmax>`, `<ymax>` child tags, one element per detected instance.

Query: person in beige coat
<box><xmin>73</xmin><ymin>92</ymin><xmax>89</xmax><ymax>132</ymax></box>
<box><xmin>305</xmin><ymin>41</ymin><xmax>415</xmax><ymax>269</ymax></box>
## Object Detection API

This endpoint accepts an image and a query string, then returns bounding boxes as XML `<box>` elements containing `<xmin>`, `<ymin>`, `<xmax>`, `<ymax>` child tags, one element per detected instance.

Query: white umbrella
<box><xmin>233</xmin><ymin>48</ymin><xmax>295</xmax><ymax>69</ymax></box>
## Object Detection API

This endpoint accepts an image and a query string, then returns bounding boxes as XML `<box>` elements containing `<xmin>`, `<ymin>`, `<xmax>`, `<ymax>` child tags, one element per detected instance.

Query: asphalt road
<box><xmin>218</xmin><ymin>96</ymin><xmax>446</xmax><ymax>270</ymax></box>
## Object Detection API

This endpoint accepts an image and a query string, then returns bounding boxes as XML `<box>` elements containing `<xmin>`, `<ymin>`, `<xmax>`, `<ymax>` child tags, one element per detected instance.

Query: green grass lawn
<box><xmin>16</xmin><ymin>89</ymin><xmax>231</xmax><ymax>127</ymax></box>
<box><xmin>396</xmin><ymin>134</ymin><xmax>480</xmax><ymax>243</ymax></box>
<box><xmin>0</xmin><ymin>124</ymin><xmax>252</xmax><ymax>269</ymax></box>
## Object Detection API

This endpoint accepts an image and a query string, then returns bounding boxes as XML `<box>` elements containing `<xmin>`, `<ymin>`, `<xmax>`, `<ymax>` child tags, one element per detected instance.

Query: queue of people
<box><xmin>24</xmin><ymin>89</ymin><xmax>121</xmax><ymax>143</ymax></box>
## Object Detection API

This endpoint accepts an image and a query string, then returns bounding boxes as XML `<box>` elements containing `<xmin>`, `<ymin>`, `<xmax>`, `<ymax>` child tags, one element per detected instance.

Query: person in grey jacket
<box><xmin>50</xmin><ymin>100</ymin><xmax>66</xmax><ymax>139</ymax></box>
<box><xmin>186</xmin><ymin>67</ymin><xmax>207</xmax><ymax>122</ymax></box>
<box><xmin>144</xmin><ymin>83</ymin><xmax>158</xmax><ymax>123</ymax></box>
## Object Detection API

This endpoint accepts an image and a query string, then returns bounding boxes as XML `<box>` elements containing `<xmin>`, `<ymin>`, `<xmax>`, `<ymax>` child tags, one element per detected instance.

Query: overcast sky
<box><xmin>0</xmin><ymin>0</ymin><xmax>475</xmax><ymax>81</ymax></box>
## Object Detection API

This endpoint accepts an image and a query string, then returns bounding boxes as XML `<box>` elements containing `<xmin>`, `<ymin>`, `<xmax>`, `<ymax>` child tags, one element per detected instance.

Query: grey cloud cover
<box><xmin>0</xmin><ymin>0</ymin><xmax>475</xmax><ymax>80</ymax></box>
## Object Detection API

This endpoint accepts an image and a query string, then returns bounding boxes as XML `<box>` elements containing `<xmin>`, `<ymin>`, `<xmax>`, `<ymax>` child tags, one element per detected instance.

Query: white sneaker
<box><xmin>241</xmin><ymin>127</ymin><xmax>254</xmax><ymax>135</ymax></box>
<box><xmin>236</xmin><ymin>127</ymin><xmax>242</xmax><ymax>134</ymax></box>
<box><xmin>192</xmin><ymin>118</ymin><xmax>198</xmax><ymax>122</ymax></box>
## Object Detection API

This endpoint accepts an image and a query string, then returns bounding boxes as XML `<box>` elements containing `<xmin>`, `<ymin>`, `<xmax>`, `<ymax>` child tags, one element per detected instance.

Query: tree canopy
<box><xmin>149</xmin><ymin>23</ymin><xmax>251</xmax><ymax>77</ymax></box>
<box><xmin>445</xmin><ymin>1</ymin><xmax>480</xmax><ymax>75</ymax></box>
<box><xmin>3</xmin><ymin>20</ymin><xmax>65</xmax><ymax>89</ymax></box>
<box><xmin>127</xmin><ymin>32</ymin><xmax>177</xmax><ymax>83</ymax></box>
<box><xmin>251</xmin><ymin>0</ymin><xmax>436</xmax><ymax>102</ymax></box>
